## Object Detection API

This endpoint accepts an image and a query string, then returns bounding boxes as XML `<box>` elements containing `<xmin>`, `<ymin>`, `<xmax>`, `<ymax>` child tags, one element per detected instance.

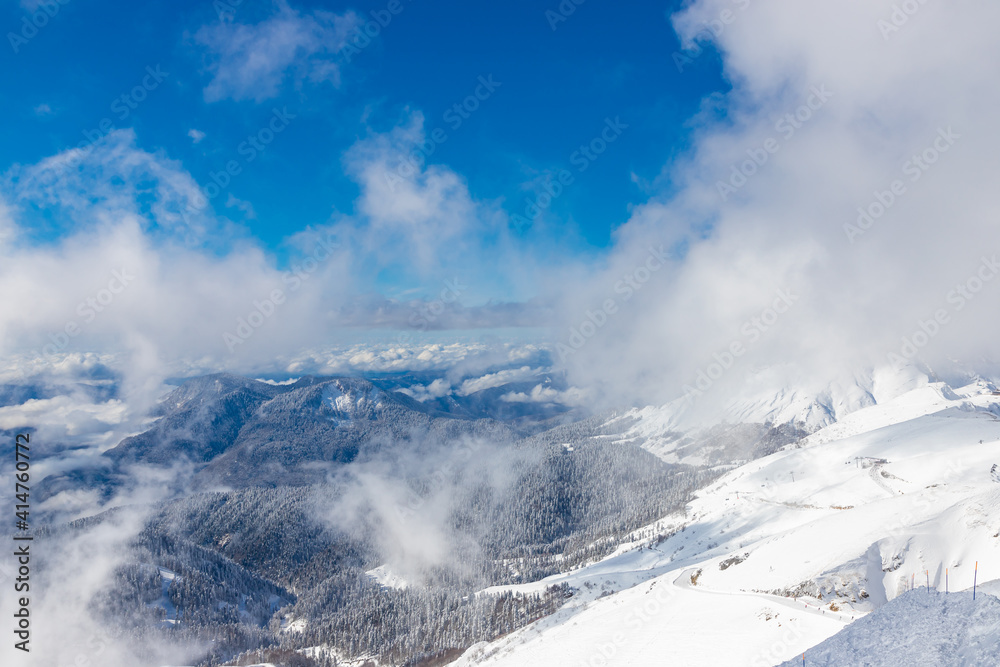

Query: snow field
<box><xmin>453</xmin><ymin>378</ymin><xmax>1000</xmax><ymax>666</ymax></box>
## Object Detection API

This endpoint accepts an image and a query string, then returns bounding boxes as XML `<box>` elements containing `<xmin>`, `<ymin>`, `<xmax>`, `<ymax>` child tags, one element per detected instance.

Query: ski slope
<box><xmin>776</xmin><ymin>590</ymin><xmax>1000</xmax><ymax>666</ymax></box>
<box><xmin>455</xmin><ymin>377</ymin><xmax>1000</xmax><ymax>666</ymax></box>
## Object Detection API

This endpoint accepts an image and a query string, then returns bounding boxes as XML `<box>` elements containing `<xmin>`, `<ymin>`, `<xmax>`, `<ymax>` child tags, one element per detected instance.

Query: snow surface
<box><xmin>367</xmin><ymin>563</ymin><xmax>410</xmax><ymax>590</ymax></box>
<box><xmin>323</xmin><ymin>381</ymin><xmax>383</xmax><ymax>414</ymax></box>
<box><xmin>776</xmin><ymin>590</ymin><xmax>1000</xmax><ymax>666</ymax></box>
<box><xmin>152</xmin><ymin>566</ymin><xmax>180</xmax><ymax>625</ymax></box>
<box><xmin>451</xmin><ymin>374</ymin><xmax>1000</xmax><ymax>666</ymax></box>
<box><xmin>606</xmin><ymin>365</ymin><xmax>933</xmax><ymax>463</ymax></box>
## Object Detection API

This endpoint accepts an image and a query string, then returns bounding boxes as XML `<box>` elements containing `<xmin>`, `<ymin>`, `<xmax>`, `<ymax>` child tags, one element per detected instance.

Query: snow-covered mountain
<box><xmin>36</xmin><ymin>373</ymin><xmax>519</xmax><ymax>499</ymax></box>
<box><xmin>16</xmin><ymin>364</ymin><xmax>1000</xmax><ymax>666</ymax></box>
<box><xmin>601</xmin><ymin>364</ymin><xmax>937</xmax><ymax>464</ymax></box>
<box><xmin>446</xmin><ymin>372</ymin><xmax>1000</xmax><ymax>666</ymax></box>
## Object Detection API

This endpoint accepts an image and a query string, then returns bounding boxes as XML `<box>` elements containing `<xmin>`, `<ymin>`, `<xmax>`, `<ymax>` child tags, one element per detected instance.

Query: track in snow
<box><xmin>672</xmin><ymin>568</ymin><xmax>860</xmax><ymax>624</ymax></box>
<box><xmin>869</xmin><ymin>464</ymin><xmax>898</xmax><ymax>497</ymax></box>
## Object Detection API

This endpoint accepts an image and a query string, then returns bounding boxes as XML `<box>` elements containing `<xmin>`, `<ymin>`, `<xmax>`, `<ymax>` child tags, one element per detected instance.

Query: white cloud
<box><xmin>0</xmin><ymin>395</ymin><xmax>127</xmax><ymax>439</ymax></box>
<box><xmin>7</xmin><ymin>128</ymin><xmax>219</xmax><ymax>244</ymax></box>
<box><xmin>543</xmin><ymin>0</ymin><xmax>1000</xmax><ymax>411</ymax></box>
<box><xmin>225</xmin><ymin>192</ymin><xmax>256</xmax><ymax>218</ymax></box>
<box><xmin>187</xmin><ymin>128</ymin><xmax>206</xmax><ymax>143</ymax></box>
<box><xmin>399</xmin><ymin>378</ymin><xmax>452</xmax><ymax>402</ymax></box>
<box><xmin>337</xmin><ymin>112</ymin><xmax>549</xmax><ymax>307</ymax></box>
<box><xmin>0</xmin><ymin>195</ymin><xmax>16</xmax><ymax>244</ymax></box>
<box><xmin>194</xmin><ymin>1</ymin><xmax>359</xmax><ymax>103</ymax></box>
<box><xmin>285</xmin><ymin>340</ymin><xmax>549</xmax><ymax>377</ymax></box>
<box><xmin>501</xmin><ymin>384</ymin><xmax>591</xmax><ymax>406</ymax></box>
<box><xmin>342</xmin><ymin>113</ymin><xmax>488</xmax><ymax>273</ymax></box>
<box><xmin>456</xmin><ymin>366</ymin><xmax>540</xmax><ymax>396</ymax></box>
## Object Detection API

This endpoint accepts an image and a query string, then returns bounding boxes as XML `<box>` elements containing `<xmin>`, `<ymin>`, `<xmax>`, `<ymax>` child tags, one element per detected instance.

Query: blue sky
<box><xmin>1</xmin><ymin>0</ymin><xmax>996</xmax><ymax>411</ymax></box>
<box><xmin>1</xmin><ymin>0</ymin><xmax>725</xmax><ymax>257</ymax></box>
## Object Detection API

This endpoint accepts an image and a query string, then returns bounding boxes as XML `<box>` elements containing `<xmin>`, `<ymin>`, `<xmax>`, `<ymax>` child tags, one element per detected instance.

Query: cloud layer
<box><xmin>3</xmin><ymin>0</ymin><xmax>1000</xmax><ymax>424</ymax></box>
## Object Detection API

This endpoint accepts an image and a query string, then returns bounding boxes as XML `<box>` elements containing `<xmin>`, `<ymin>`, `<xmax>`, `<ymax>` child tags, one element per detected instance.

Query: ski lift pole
<box><xmin>974</xmin><ymin>561</ymin><xmax>978</xmax><ymax>601</ymax></box>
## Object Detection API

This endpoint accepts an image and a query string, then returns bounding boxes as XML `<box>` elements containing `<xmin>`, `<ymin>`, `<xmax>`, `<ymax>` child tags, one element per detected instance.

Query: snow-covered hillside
<box><xmin>776</xmin><ymin>590</ymin><xmax>1000</xmax><ymax>666</ymax></box>
<box><xmin>451</xmin><ymin>375</ymin><xmax>1000</xmax><ymax>666</ymax></box>
<box><xmin>602</xmin><ymin>365</ymin><xmax>936</xmax><ymax>464</ymax></box>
